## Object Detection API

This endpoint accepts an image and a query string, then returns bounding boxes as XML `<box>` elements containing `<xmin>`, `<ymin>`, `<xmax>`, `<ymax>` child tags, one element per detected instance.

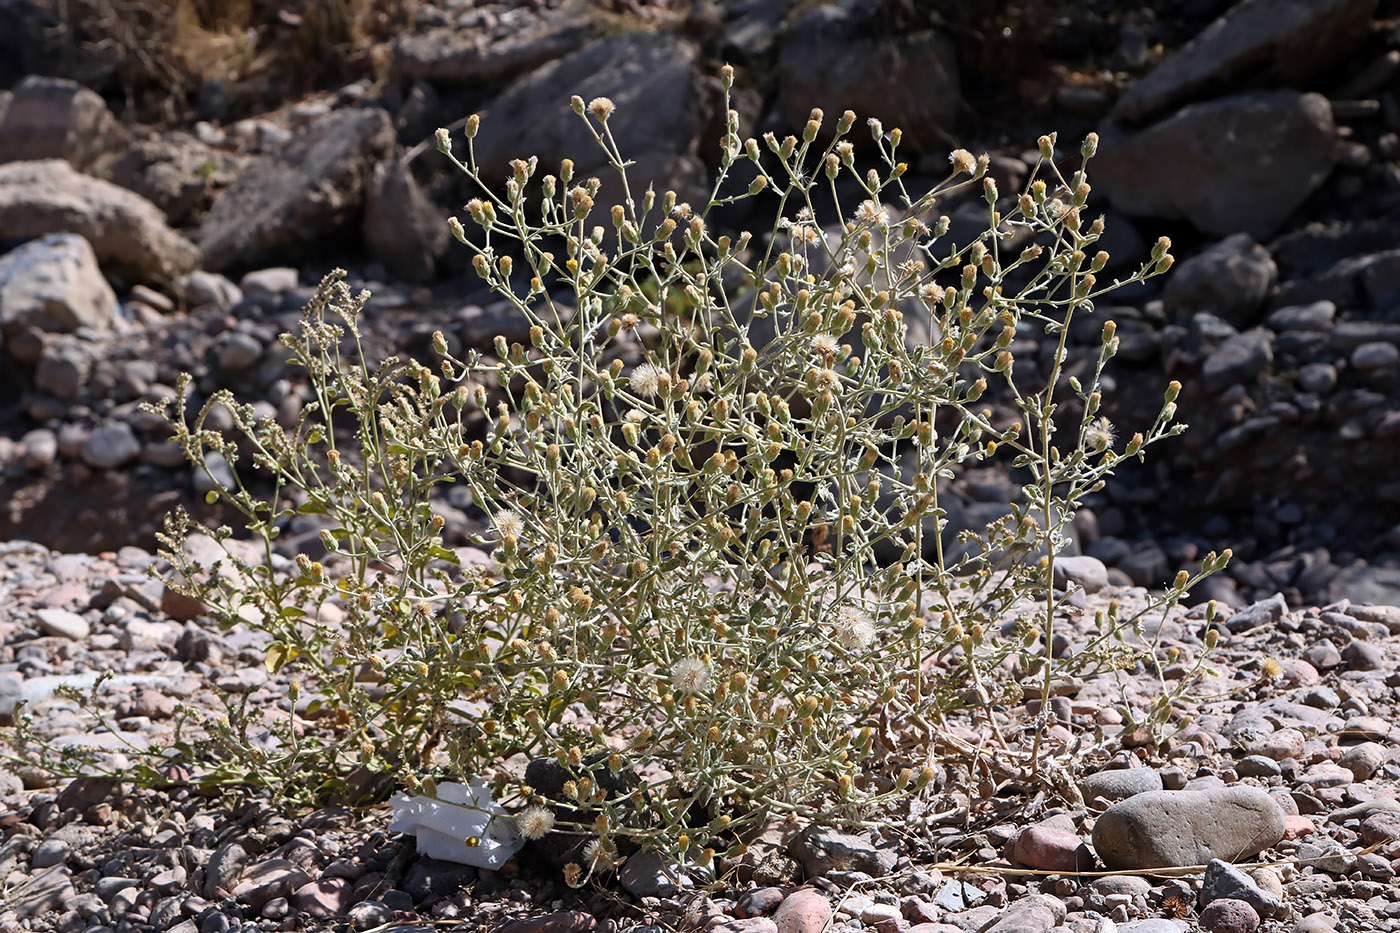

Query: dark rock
<box><xmin>363</xmin><ymin>157</ymin><xmax>447</xmax><ymax>282</ymax></box>
<box><xmin>1097</xmin><ymin>91</ymin><xmax>1334</xmax><ymax>238</ymax></box>
<box><xmin>198</xmin><ymin>108</ymin><xmax>396</xmax><ymax>272</ymax></box>
<box><xmin>1111</xmin><ymin>0</ymin><xmax>1375</xmax><ymax>123</ymax></box>
<box><xmin>391</xmin><ymin>19</ymin><xmax>594</xmax><ymax>85</ymax></box>
<box><xmin>109</xmin><ymin>131</ymin><xmax>247</xmax><ymax>227</ymax></box>
<box><xmin>1203</xmin><ymin>328</ymin><xmax>1274</xmax><ymax>392</ymax></box>
<box><xmin>1200</xmin><ymin>858</ymin><xmax>1283</xmax><ymax>918</ymax></box>
<box><xmin>467</xmin><ymin>31</ymin><xmax>706</xmax><ymax>201</ymax></box>
<box><xmin>787</xmin><ymin>825</ymin><xmax>897</xmax><ymax>879</ymax></box>
<box><xmin>1266</xmin><ymin>300</ymin><xmax>1335</xmax><ymax>332</ymax></box>
<box><xmin>402</xmin><ymin>856</ymin><xmax>474</xmax><ymax>901</ymax></box>
<box><xmin>779</xmin><ymin>1</ymin><xmax>959</xmax><ymax>153</ymax></box>
<box><xmin>1225</xmin><ymin>592</ymin><xmax>1287</xmax><ymax>632</ymax></box>
<box><xmin>1164</xmin><ymin>234</ymin><xmax>1276</xmax><ymax>326</ymax></box>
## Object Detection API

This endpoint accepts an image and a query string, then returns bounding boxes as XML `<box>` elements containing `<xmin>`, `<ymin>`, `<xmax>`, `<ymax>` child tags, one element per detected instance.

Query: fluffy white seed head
<box><xmin>494</xmin><ymin>509</ymin><xmax>524</xmax><ymax>539</ymax></box>
<box><xmin>671</xmin><ymin>656</ymin><xmax>711</xmax><ymax>694</ymax></box>
<box><xmin>630</xmin><ymin>363</ymin><xmax>662</xmax><ymax>398</ymax></box>
<box><xmin>831</xmin><ymin>606</ymin><xmax>876</xmax><ymax>652</ymax></box>
<box><xmin>515</xmin><ymin>805</ymin><xmax>555</xmax><ymax>840</ymax></box>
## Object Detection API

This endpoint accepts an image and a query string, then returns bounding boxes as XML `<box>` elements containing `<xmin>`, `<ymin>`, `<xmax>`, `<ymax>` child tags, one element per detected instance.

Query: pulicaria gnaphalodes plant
<box><xmin>133</xmin><ymin>65</ymin><xmax>1230</xmax><ymax>879</ymax></box>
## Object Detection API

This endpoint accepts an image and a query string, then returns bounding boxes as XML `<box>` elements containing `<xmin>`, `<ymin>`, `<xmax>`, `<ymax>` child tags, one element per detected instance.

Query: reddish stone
<box><xmin>774</xmin><ymin>888</ymin><xmax>832</xmax><ymax>933</ymax></box>
<box><xmin>1013</xmin><ymin>824</ymin><xmax>1094</xmax><ymax>873</ymax></box>
<box><xmin>1283</xmin><ymin>815</ymin><xmax>1316</xmax><ymax>840</ymax></box>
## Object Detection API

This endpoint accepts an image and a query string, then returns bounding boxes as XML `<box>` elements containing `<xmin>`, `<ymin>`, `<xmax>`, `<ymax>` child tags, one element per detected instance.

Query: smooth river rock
<box><xmin>1091</xmin><ymin>787</ymin><xmax>1286</xmax><ymax>870</ymax></box>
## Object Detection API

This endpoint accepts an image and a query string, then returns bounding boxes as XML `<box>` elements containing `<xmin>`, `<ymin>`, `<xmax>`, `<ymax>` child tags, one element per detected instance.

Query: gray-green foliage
<box><xmin>140</xmin><ymin>68</ymin><xmax>1230</xmax><ymax>878</ymax></box>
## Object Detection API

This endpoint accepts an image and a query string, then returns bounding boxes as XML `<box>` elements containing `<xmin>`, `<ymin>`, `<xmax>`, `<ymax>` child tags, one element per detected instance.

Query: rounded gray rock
<box><xmin>1091</xmin><ymin>787</ymin><xmax>1286</xmax><ymax>870</ymax></box>
<box><xmin>1079</xmin><ymin>767</ymin><xmax>1164</xmax><ymax>803</ymax></box>
<box><xmin>81</xmin><ymin>422</ymin><xmax>141</xmax><ymax>469</ymax></box>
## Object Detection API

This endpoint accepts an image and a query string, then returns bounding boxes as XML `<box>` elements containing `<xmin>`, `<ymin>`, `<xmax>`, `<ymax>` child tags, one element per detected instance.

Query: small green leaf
<box><xmin>205</xmin><ymin>490</ymin><xmax>219</xmax><ymax>504</ymax></box>
<box><xmin>429</xmin><ymin>546</ymin><xmax>461</xmax><ymax>565</ymax></box>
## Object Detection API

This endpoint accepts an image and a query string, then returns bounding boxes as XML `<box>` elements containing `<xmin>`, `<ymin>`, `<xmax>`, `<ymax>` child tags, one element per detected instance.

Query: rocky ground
<box><xmin>1</xmin><ymin>540</ymin><xmax>1399</xmax><ymax>933</ymax></box>
<box><xmin>3</xmin><ymin>0</ymin><xmax>1400</xmax><ymax>931</ymax></box>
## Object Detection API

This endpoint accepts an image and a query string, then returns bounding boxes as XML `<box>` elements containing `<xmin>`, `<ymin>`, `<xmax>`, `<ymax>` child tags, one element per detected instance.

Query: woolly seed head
<box><xmin>1085</xmin><ymin>417</ymin><xmax>1115</xmax><ymax>452</ymax></box>
<box><xmin>515</xmin><ymin>805</ymin><xmax>556</xmax><ymax>840</ymax></box>
<box><xmin>811</xmin><ymin>333</ymin><xmax>838</xmax><ymax>357</ymax></box>
<box><xmin>583</xmin><ymin>838</ymin><xmax>618</xmax><ymax>871</ymax></box>
<box><xmin>494</xmin><ymin>509</ymin><xmax>524</xmax><ymax>539</ymax></box>
<box><xmin>831</xmin><ymin>606</ymin><xmax>876</xmax><ymax>652</ymax></box>
<box><xmin>949</xmin><ymin>149</ymin><xmax>977</xmax><ymax>174</ymax></box>
<box><xmin>856</xmin><ymin>200</ymin><xmax>890</xmax><ymax>227</ymax></box>
<box><xmin>630</xmin><ymin>363</ymin><xmax>662</xmax><ymax>398</ymax></box>
<box><xmin>589</xmin><ymin>97</ymin><xmax>616</xmax><ymax>121</ymax></box>
<box><xmin>671</xmin><ymin>656</ymin><xmax>711</xmax><ymax>694</ymax></box>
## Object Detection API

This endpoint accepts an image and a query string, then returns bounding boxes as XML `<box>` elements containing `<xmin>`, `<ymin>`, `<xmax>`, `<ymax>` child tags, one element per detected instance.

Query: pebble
<box><xmin>1200</xmin><ymin>898</ymin><xmax>1260</xmax><ymax>933</ymax></box>
<box><xmin>980</xmin><ymin>894</ymin><xmax>1065</xmax><ymax>933</ymax></box>
<box><xmin>1199</xmin><ymin>859</ymin><xmax>1283</xmax><ymax>918</ymax></box>
<box><xmin>80</xmin><ymin>422</ymin><xmax>142</xmax><ymax>469</ymax></box>
<box><xmin>737</xmin><ymin>887</ymin><xmax>786</xmax><ymax>918</ymax></box>
<box><xmin>33</xmin><ymin>607</ymin><xmax>90</xmax><ymax>640</ymax></box>
<box><xmin>289</xmin><ymin>877</ymin><xmax>353</xmax><ymax>918</ymax></box>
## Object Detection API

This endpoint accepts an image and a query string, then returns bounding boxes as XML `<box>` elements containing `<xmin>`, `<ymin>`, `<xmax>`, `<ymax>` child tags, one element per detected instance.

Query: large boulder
<box><xmin>778</xmin><ymin>1</ymin><xmax>958</xmax><ymax>153</ymax></box>
<box><xmin>197</xmin><ymin>107</ymin><xmax>396</xmax><ymax>272</ymax></box>
<box><xmin>466</xmin><ymin>31</ymin><xmax>706</xmax><ymax>201</ymax></box>
<box><xmin>363</xmin><ymin>158</ymin><xmax>448</xmax><ymax>282</ymax></box>
<box><xmin>1164</xmin><ymin>234</ymin><xmax>1278</xmax><ymax>326</ymax></box>
<box><xmin>1112</xmin><ymin>0</ymin><xmax>1376</xmax><ymax>123</ymax></box>
<box><xmin>1095</xmin><ymin>91</ymin><xmax>1334</xmax><ymax>239</ymax></box>
<box><xmin>109</xmin><ymin>131</ymin><xmax>248</xmax><ymax>228</ymax></box>
<box><xmin>0</xmin><ymin>160</ymin><xmax>197</xmax><ymax>285</ymax></box>
<box><xmin>0</xmin><ymin>233</ymin><xmax>118</xmax><ymax>337</ymax></box>
<box><xmin>0</xmin><ymin>75</ymin><xmax>126</xmax><ymax>171</ymax></box>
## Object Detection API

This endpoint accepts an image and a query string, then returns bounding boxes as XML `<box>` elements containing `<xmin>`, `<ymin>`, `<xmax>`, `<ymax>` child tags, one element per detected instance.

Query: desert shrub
<box><xmin>33</xmin><ymin>68</ymin><xmax>1227</xmax><ymax>876</ymax></box>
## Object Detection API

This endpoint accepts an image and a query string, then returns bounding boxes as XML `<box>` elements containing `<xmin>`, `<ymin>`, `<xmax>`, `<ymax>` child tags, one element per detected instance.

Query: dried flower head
<box><xmin>1084</xmin><ymin>417</ymin><xmax>1115</xmax><ymax>452</ymax></box>
<box><xmin>1260</xmin><ymin>657</ymin><xmax>1283</xmax><ymax>679</ymax></box>
<box><xmin>494</xmin><ymin>509</ymin><xmax>524</xmax><ymax>539</ymax></box>
<box><xmin>671</xmin><ymin>656</ymin><xmax>711</xmax><ymax>694</ymax></box>
<box><xmin>811</xmin><ymin>333</ymin><xmax>839</xmax><ymax>357</ymax></box>
<box><xmin>630</xmin><ymin>363</ymin><xmax>662</xmax><ymax>398</ymax></box>
<box><xmin>856</xmin><ymin>200</ymin><xmax>890</xmax><ymax>227</ymax></box>
<box><xmin>949</xmin><ymin>149</ymin><xmax>977</xmax><ymax>174</ymax></box>
<box><xmin>583</xmin><ymin>838</ymin><xmax>618</xmax><ymax>871</ymax></box>
<box><xmin>831</xmin><ymin>606</ymin><xmax>876</xmax><ymax>651</ymax></box>
<box><xmin>588</xmin><ymin>97</ymin><xmax>615</xmax><ymax>121</ymax></box>
<box><xmin>515</xmin><ymin>805</ymin><xmax>556</xmax><ymax>840</ymax></box>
